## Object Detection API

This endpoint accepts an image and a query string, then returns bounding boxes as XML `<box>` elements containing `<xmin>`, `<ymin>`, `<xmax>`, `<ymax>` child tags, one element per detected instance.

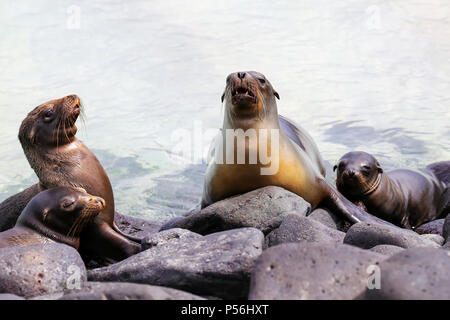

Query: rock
<box><xmin>369</xmin><ymin>245</ymin><xmax>404</xmax><ymax>257</ymax></box>
<box><xmin>248</xmin><ymin>243</ymin><xmax>384</xmax><ymax>300</ymax></box>
<box><xmin>344</xmin><ymin>222</ymin><xmax>440</xmax><ymax>249</ymax></box>
<box><xmin>0</xmin><ymin>243</ymin><xmax>87</xmax><ymax>298</ymax></box>
<box><xmin>0</xmin><ymin>293</ymin><xmax>25</xmax><ymax>300</ymax></box>
<box><xmin>415</xmin><ymin>219</ymin><xmax>444</xmax><ymax>235</ymax></box>
<box><xmin>161</xmin><ymin>186</ymin><xmax>311</xmax><ymax>235</ymax></box>
<box><xmin>88</xmin><ymin>228</ymin><xmax>264</xmax><ymax>299</ymax></box>
<box><xmin>115</xmin><ymin>212</ymin><xmax>162</xmax><ymax>238</ymax></box>
<box><xmin>443</xmin><ymin>215</ymin><xmax>450</xmax><ymax>249</ymax></box>
<box><xmin>264</xmin><ymin>214</ymin><xmax>345</xmax><ymax>248</ymax></box>
<box><xmin>307</xmin><ymin>208</ymin><xmax>344</xmax><ymax>230</ymax></box>
<box><xmin>58</xmin><ymin>282</ymin><xmax>205</xmax><ymax>300</ymax></box>
<box><xmin>365</xmin><ymin>248</ymin><xmax>450</xmax><ymax>299</ymax></box>
<box><xmin>142</xmin><ymin>228</ymin><xmax>202</xmax><ymax>251</ymax></box>
<box><xmin>420</xmin><ymin>234</ymin><xmax>445</xmax><ymax>246</ymax></box>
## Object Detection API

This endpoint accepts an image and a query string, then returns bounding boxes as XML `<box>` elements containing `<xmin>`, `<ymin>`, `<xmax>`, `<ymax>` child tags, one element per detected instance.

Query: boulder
<box><xmin>265</xmin><ymin>214</ymin><xmax>345</xmax><ymax>248</ymax></box>
<box><xmin>0</xmin><ymin>243</ymin><xmax>87</xmax><ymax>298</ymax></box>
<box><xmin>114</xmin><ymin>212</ymin><xmax>162</xmax><ymax>238</ymax></box>
<box><xmin>249</xmin><ymin>243</ymin><xmax>384</xmax><ymax>300</ymax></box>
<box><xmin>58</xmin><ymin>282</ymin><xmax>205</xmax><ymax>300</ymax></box>
<box><xmin>365</xmin><ymin>248</ymin><xmax>450</xmax><ymax>299</ymax></box>
<box><xmin>161</xmin><ymin>186</ymin><xmax>311</xmax><ymax>235</ymax></box>
<box><xmin>420</xmin><ymin>234</ymin><xmax>444</xmax><ymax>246</ymax></box>
<box><xmin>307</xmin><ymin>208</ymin><xmax>345</xmax><ymax>230</ymax></box>
<box><xmin>344</xmin><ymin>222</ymin><xmax>440</xmax><ymax>249</ymax></box>
<box><xmin>0</xmin><ymin>293</ymin><xmax>25</xmax><ymax>300</ymax></box>
<box><xmin>415</xmin><ymin>219</ymin><xmax>444</xmax><ymax>235</ymax></box>
<box><xmin>88</xmin><ymin>228</ymin><xmax>264</xmax><ymax>299</ymax></box>
<box><xmin>369</xmin><ymin>245</ymin><xmax>404</xmax><ymax>257</ymax></box>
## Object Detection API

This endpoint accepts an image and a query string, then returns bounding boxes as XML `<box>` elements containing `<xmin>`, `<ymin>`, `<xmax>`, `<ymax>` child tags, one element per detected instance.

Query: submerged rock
<box><xmin>160</xmin><ymin>186</ymin><xmax>311</xmax><ymax>235</ymax></box>
<box><xmin>249</xmin><ymin>243</ymin><xmax>384</xmax><ymax>300</ymax></box>
<box><xmin>265</xmin><ymin>214</ymin><xmax>345</xmax><ymax>248</ymax></box>
<box><xmin>365</xmin><ymin>248</ymin><xmax>450</xmax><ymax>299</ymax></box>
<box><xmin>88</xmin><ymin>228</ymin><xmax>264</xmax><ymax>299</ymax></box>
<box><xmin>0</xmin><ymin>243</ymin><xmax>87</xmax><ymax>298</ymax></box>
<box><xmin>344</xmin><ymin>222</ymin><xmax>440</xmax><ymax>249</ymax></box>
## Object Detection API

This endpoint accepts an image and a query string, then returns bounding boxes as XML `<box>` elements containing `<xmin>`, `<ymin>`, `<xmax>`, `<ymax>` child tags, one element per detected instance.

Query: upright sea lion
<box><xmin>335</xmin><ymin>151</ymin><xmax>450</xmax><ymax>229</ymax></box>
<box><xmin>0</xmin><ymin>187</ymin><xmax>104</xmax><ymax>249</ymax></box>
<box><xmin>0</xmin><ymin>95</ymin><xmax>140</xmax><ymax>261</ymax></box>
<box><xmin>202</xmin><ymin>71</ymin><xmax>388</xmax><ymax>225</ymax></box>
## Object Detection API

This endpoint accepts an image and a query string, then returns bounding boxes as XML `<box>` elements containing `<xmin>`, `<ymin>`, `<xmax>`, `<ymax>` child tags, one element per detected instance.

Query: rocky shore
<box><xmin>0</xmin><ymin>186</ymin><xmax>449</xmax><ymax>300</ymax></box>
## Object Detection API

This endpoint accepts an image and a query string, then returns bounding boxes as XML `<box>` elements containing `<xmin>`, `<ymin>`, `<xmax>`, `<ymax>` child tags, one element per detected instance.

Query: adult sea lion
<box><xmin>335</xmin><ymin>151</ymin><xmax>450</xmax><ymax>229</ymax></box>
<box><xmin>0</xmin><ymin>187</ymin><xmax>104</xmax><ymax>249</ymax></box>
<box><xmin>0</xmin><ymin>95</ymin><xmax>140</xmax><ymax>261</ymax></box>
<box><xmin>201</xmin><ymin>71</ymin><xmax>387</xmax><ymax>225</ymax></box>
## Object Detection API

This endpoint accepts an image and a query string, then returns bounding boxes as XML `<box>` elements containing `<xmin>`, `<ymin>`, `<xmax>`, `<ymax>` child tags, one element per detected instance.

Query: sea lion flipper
<box><xmin>0</xmin><ymin>183</ymin><xmax>41</xmax><ymax>231</ymax></box>
<box><xmin>321</xmin><ymin>182</ymin><xmax>393</xmax><ymax>226</ymax></box>
<box><xmin>437</xmin><ymin>185</ymin><xmax>450</xmax><ymax>218</ymax></box>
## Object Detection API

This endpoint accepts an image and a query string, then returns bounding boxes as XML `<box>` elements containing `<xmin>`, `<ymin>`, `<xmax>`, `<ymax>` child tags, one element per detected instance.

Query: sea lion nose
<box><xmin>347</xmin><ymin>170</ymin><xmax>355</xmax><ymax>177</ymax></box>
<box><xmin>97</xmin><ymin>197</ymin><xmax>105</xmax><ymax>207</ymax></box>
<box><xmin>237</xmin><ymin>72</ymin><xmax>246</xmax><ymax>80</ymax></box>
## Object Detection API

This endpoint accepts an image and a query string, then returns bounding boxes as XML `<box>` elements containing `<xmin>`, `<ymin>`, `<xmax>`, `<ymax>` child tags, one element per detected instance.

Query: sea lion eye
<box><xmin>362</xmin><ymin>165</ymin><xmax>371</xmax><ymax>171</ymax></box>
<box><xmin>43</xmin><ymin>109</ymin><xmax>53</xmax><ymax>120</ymax></box>
<box><xmin>258</xmin><ymin>78</ymin><xmax>266</xmax><ymax>85</ymax></box>
<box><xmin>62</xmin><ymin>200</ymin><xmax>75</xmax><ymax>209</ymax></box>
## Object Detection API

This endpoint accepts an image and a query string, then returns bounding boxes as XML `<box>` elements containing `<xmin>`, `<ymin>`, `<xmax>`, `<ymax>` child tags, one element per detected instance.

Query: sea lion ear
<box><xmin>376</xmin><ymin>162</ymin><xmax>383</xmax><ymax>173</ymax></box>
<box><xmin>221</xmin><ymin>92</ymin><xmax>225</xmax><ymax>103</ymax></box>
<box><xmin>42</xmin><ymin>208</ymin><xmax>49</xmax><ymax>221</ymax></box>
<box><xmin>274</xmin><ymin>91</ymin><xmax>280</xmax><ymax>100</ymax></box>
<box><xmin>333</xmin><ymin>164</ymin><xmax>338</xmax><ymax>172</ymax></box>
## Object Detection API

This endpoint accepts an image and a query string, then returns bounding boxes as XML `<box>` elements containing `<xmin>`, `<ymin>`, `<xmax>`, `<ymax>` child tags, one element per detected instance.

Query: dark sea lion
<box><xmin>335</xmin><ymin>151</ymin><xmax>450</xmax><ymax>229</ymax></box>
<box><xmin>201</xmin><ymin>71</ymin><xmax>388</xmax><ymax>225</ymax></box>
<box><xmin>0</xmin><ymin>187</ymin><xmax>104</xmax><ymax>249</ymax></box>
<box><xmin>0</xmin><ymin>95</ymin><xmax>140</xmax><ymax>261</ymax></box>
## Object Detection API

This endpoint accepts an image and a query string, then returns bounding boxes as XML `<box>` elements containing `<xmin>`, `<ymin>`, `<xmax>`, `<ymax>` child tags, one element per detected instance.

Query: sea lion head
<box><xmin>16</xmin><ymin>187</ymin><xmax>105</xmax><ymax>248</ymax></box>
<box><xmin>221</xmin><ymin>71</ymin><xmax>280</xmax><ymax>119</ymax></box>
<box><xmin>334</xmin><ymin>151</ymin><xmax>383</xmax><ymax>198</ymax></box>
<box><xmin>18</xmin><ymin>94</ymin><xmax>82</xmax><ymax>147</ymax></box>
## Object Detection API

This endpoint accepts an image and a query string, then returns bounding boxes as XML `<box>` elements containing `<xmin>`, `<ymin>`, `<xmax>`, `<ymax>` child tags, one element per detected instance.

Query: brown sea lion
<box><xmin>0</xmin><ymin>95</ymin><xmax>140</xmax><ymax>261</ymax></box>
<box><xmin>201</xmin><ymin>71</ymin><xmax>388</xmax><ymax>225</ymax></box>
<box><xmin>0</xmin><ymin>187</ymin><xmax>104</xmax><ymax>249</ymax></box>
<box><xmin>335</xmin><ymin>151</ymin><xmax>450</xmax><ymax>229</ymax></box>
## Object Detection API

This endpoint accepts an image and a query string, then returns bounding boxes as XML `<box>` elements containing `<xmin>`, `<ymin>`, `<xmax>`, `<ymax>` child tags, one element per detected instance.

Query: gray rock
<box><xmin>59</xmin><ymin>282</ymin><xmax>205</xmax><ymax>300</ymax></box>
<box><xmin>443</xmin><ymin>214</ymin><xmax>450</xmax><ymax>249</ymax></box>
<box><xmin>307</xmin><ymin>208</ymin><xmax>344</xmax><ymax>230</ymax></box>
<box><xmin>115</xmin><ymin>212</ymin><xmax>162</xmax><ymax>238</ymax></box>
<box><xmin>249</xmin><ymin>243</ymin><xmax>384</xmax><ymax>300</ymax></box>
<box><xmin>420</xmin><ymin>234</ymin><xmax>445</xmax><ymax>246</ymax></box>
<box><xmin>88</xmin><ymin>228</ymin><xmax>264</xmax><ymax>299</ymax></box>
<box><xmin>265</xmin><ymin>214</ymin><xmax>345</xmax><ymax>248</ymax></box>
<box><xmin>0</xmin><ymin>243</ymin><xmax>87</xmax><ymax>298</ymax></box>
<box><xmin>369</xmin><ymin>245</ymin><xmax>405</xmax><ymax>257</ymax></box>
<box><xmin>0</xmin><ymin>293</ymin><xmax>25</xmax><ymax>300</ymax></box>
<box><xmin>415</xmin><ymin>219</ymin><xmax>444</xmax><ymax>235</ymax></box>
<box><xmin>365</xmin><ymin>248</ymin><xmax>450</xmax><ymax>299</ymax></box>
<box><xmin>142</xmin><ymin>228</ymin><xmax>202</xmax><ymax>251</ymax></box>
<box><xmin>161</xmin><ymin>186</ymin><xmax>311</xmax><ymax>235</ymax></box>
<box><xmin>344</xmin><ymin>222</ymin><xmax>440</xmax><ymax>249</ymax></box>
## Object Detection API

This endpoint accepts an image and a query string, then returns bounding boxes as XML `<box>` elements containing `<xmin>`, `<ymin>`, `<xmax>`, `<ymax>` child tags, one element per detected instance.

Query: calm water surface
<box><xmin>0</xmin><ymin>0</ymin><xmax>449</xmax><ymax>221</ymax></box>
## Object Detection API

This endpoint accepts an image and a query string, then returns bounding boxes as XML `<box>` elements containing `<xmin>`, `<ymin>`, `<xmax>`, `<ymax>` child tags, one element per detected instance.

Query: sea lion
<box><xmin>0</xmin><ymin>187</ymin><xmax>104</xmax><ymax>249</ymax></box>
<box><xmin>201</xmin><ymin>71</ymin><xmax>388</xmax><ymax>225</ymax></box>
<box><xmin>334</xmin><ymin>151</ymin><xmax>450</xmax><ymax>229</ymax></box>
<box><xmin>0</xmin><ymin>95</ymin><xmax>140</xmax><ymax>261</ymax></box>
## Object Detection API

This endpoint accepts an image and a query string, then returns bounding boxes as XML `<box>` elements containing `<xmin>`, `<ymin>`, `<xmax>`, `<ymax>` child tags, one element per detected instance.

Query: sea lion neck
<box><xmin>223</xmin><ymin>101</ymin><xmax>280</xmax><ymax>131</ymax></box>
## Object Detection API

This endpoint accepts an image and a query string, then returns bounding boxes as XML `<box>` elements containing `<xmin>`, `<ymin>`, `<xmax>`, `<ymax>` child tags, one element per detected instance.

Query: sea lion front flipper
<box><xmin>321</xmin><ymin>181</ymin><xmax>394</xmax><ymax>226</ymax></box>
<box><xmin>80</xmin><ymin>218</ymin><xmax>141</xmax><ymax>263</ymax></box>
<box><xmin>437</xmin><ymin>185</ymin><xmax>450</xmax><ymax>218</ymax></box>
<box><xmin>0</xmin><ymin>183</ymin><xmax>42</xmax><ymax>231</ymax></box>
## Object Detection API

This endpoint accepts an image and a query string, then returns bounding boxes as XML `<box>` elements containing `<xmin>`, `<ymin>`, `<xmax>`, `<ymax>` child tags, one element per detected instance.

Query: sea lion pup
<box><xmin>0</xmin><ymin>187</ymin><xmax>104</xmax><ymax>249</ymax></box>
<box><xmin>202</xmin><ymin>71</ymin><xmax>387</xmax><ymax>225</ymax></box>
<box><xmin>335</xmin><ymin>151</ymin><xmax>450</xmax><ymax>229</ymax></box>
<box><xmin>0</xmin><ymin>95</ymin><xmax>140</xmax><ymax>261</ymax></box>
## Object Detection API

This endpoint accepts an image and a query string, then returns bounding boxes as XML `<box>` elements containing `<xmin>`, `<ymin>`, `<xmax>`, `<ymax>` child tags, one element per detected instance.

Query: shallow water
<box><xmin>0</xmin><ymin>0</ymin><xmax>449</xmax><ymax>222</ymax></box>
